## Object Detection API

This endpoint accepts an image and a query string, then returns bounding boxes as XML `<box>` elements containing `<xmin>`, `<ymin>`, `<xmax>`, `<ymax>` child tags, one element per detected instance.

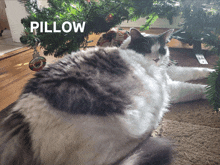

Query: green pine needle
<box><xmin>206</xmin><ymin>59</ymin><xmax>220</xmax><ymax>112</ymax></box>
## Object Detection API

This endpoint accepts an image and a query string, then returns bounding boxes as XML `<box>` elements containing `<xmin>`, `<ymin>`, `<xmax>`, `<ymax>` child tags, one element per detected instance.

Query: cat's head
<box><xmin>120</xmin><ymin>28</ymin><xmax>174</xmax><ymax>65</ymax></box>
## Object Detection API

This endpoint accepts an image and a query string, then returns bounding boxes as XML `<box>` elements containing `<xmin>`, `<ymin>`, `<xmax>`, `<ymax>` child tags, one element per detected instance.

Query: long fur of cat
<box><xmin>0</xmin><ymin>29</ymin><xmax>173</xmax><ymax>165</ymax></box>
<box><xmin>121</xmin><ymin>30</ymin><xmax>215</xmax><ymax>104</ymax></box>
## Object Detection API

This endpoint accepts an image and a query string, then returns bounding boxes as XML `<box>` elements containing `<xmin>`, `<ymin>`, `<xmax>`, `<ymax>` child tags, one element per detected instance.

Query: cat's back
<box><xmin>22</xmin><ymin>47</ymin><xmax>133</xmax><ymax>116</ymax></box>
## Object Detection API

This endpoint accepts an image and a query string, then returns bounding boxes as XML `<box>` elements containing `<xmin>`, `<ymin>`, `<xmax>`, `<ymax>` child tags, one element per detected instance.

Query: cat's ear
<box><xmin>159</xmin><ymin>29</ymin><xmax>174</xmax><ymax>43</ymax></box>
<box><xmin>129</xmin><ymin>28</ymin><xmax>142</xmax><ymax>41</ymax></box>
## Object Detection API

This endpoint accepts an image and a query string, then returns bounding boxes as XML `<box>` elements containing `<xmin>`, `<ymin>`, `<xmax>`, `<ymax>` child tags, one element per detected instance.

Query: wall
<box><xmin>0</xmin><ymin>0</ymin><xmax>10</xmax><ymax>31</ymax></box>
<box><xmin>5</xmin><ymin>0</ymin><xmax>28</xmax><ymax>42</ymax></box>
<box><xmin>37</xmin><ymin>0</ymin><xmax>48</xmax><ymax>8</ymax></box>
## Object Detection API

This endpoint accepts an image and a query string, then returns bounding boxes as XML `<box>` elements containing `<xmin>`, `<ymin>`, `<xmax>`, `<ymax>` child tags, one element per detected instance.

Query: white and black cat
<box><xmin>0</xmin><ymin>29</ymin><xmax>173</xmax><ymax>165</ymax></box>
<box><xmin>121</xmin><ymin>29</ymin><xmax>215</xmax><ymax>104</ymax></box>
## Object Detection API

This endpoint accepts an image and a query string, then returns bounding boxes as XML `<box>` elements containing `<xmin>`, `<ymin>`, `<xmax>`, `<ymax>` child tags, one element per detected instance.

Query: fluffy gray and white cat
<box><xmin>121</xmin><ymin>29</ymin><xmax>215</xmax><ymax>104</ymax></box>
<box><xmin>0</xmin><ymin>29</ymin><xmax>174</xmax><ymax>165</ymax></box>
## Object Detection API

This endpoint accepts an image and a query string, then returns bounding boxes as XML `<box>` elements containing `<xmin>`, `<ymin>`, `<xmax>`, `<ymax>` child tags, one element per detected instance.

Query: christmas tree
<box><xmin>172</xmin><ymin>0</ymin><xmax>220</xmax><ymax>54</ymax></box>
<box><xmin>20</xmin><ymin>0</ymin><xmax>130</xmax><ymax>57</ymax></box>
<box><xmin>20</xmin><ymin>0</ymin><xmax>180</xmax><ymax>57</ymax></box>
<box><xmin>206</xmin><ymin>60</ymin><xmax>220</xmax><ymax>112</ymax></box>
<box><xmin>123</xmin><ymin>0</ymin><xmax>180</xmax><ymax>30</ymax></box>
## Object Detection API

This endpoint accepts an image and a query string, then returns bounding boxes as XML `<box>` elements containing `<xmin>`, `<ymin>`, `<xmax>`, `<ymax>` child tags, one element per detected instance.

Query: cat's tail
<box><xmin>115</xmin><ymin>137</ymin><xmax>172</xmax><ymax>165</ymax></box>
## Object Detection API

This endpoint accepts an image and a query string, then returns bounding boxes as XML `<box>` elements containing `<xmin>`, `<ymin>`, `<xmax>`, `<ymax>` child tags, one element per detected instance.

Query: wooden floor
<box><xmin>0</xmin><ymin>48</ymin><xmax>34</xmax><ymax>110</ymax></box>
<box><xmin>0</xmin><ymin>28</ymin><xmax>213</xmax><ymax>110</ymax></box>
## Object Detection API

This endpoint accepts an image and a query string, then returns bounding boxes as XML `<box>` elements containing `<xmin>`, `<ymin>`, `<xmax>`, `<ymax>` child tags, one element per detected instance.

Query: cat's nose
<box><xmin>153</xmin><ymin>58</ymin><xmax>160</xmax><ymax>63</ymax></box>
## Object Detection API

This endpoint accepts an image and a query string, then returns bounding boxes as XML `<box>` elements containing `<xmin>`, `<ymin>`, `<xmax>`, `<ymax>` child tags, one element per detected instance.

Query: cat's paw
<box><xmin>200</xmin><ymin>68</ymin><xmax>215</xmax><ymax>79</ymax></box>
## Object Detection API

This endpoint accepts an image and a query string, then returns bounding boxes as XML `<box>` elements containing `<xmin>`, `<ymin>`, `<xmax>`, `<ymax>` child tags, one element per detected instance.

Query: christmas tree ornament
<box><xmin>29</xmin><ymin>56</ymin><xmax>46</xmax><ymax>72</ymax></box>
<box><xmin>106</xmin><ymin>14</ymin><xmax>113</xmax><ymax>22</ymax></box>
<box><xmin>29</xmin><ymin>40</ymin><xmax>46</xmax><ymax>72</ymax></box>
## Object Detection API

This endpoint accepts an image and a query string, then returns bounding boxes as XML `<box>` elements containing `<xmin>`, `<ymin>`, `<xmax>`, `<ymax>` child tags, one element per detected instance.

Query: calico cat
<box><xmin>0</xmin><ymin>28</ymin><xmax>173</xmax><ymax>165</ymax></box>
<box><xmin>121</xmin><ymin>29</ymin><xmax>215</xmax><ymax>104</ymax></box>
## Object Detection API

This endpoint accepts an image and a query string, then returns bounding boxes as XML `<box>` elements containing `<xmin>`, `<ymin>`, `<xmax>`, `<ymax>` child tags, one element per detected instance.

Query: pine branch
<box><xmin>206</xmin><ymin>59</ymin><xmax>220</xmax><ymax>112</ymax></box>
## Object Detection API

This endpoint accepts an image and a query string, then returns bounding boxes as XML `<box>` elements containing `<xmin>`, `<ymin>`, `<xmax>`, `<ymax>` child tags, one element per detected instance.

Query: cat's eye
<box><xmin>159</xmin><ymin>48</ymin><xmax>166</xmax><ymax>55</ymax></box>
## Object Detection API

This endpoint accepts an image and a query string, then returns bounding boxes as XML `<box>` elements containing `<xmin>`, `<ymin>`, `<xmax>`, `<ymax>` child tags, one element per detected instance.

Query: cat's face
<box><xmin>126</xmin><ymin>28</ymin><xmax>174</xmax><ymax>64</ymax></box>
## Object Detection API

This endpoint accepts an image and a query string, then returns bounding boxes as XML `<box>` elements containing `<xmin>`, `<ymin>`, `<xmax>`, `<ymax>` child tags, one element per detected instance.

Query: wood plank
<box><xmin>0</xmin><ymin>73</ymin><xmax>34</xmax><ymax>110</ymax></box>
<box><xmin>0</xmin><ymin>48</ymin><xmax>35</xmax><ymax>110</ymax></box>
<box><xmin>0</xmin><ymin>50</ymin><xmax>34</xmax><ymax>88</ymax></box>
<box><xmin>0</xmin><ymin>47</ymin><xmax>31</xmax><ymax>61</ymax></box>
